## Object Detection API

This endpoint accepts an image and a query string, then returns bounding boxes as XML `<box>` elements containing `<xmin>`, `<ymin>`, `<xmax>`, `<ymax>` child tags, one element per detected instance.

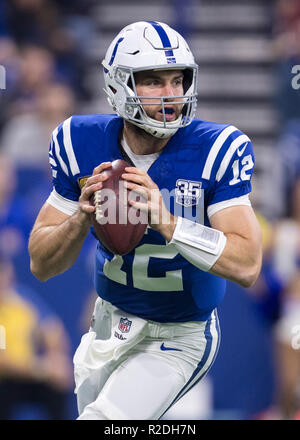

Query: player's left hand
<box><xmin>121</xmin><ymin>167</ymin><xmax>176</xmax><ymax>240</ymax></box>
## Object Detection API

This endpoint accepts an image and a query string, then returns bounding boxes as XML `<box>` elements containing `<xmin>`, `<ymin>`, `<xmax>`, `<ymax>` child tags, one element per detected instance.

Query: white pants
<box><xmin>74</xmin><ymin>298</ymin><xmax>220</xmax><ymax>420</ymax></box>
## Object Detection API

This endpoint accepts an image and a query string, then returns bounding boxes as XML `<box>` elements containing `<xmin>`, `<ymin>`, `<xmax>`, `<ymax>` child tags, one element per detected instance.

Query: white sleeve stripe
<box><xmin>49</xmin><ymin>157</ymin><xmax>57</xmax><ymax>167</ymax></box>
<box><xmin>216</xmin><ymin>135</ymin><xmax>250</xmax><ymax>182</ymax></box>
<box><xmin>63</xmin><ymin>117</ymin><xmax>80</xmax><ymax>176</ymax></box>
<box><xmin>201</xmin><ymin>125</ymin><xmax>238</xmax><ymax>180</ymax></box>
<box><xmin>46</xmin><ymin>188</ymin><xmax>79</xmax><ymax>216</ymax></box>
<box><xmin>52</xmin><ymin>126</ymin><xmax>69</xmax><ymax>176</ymax></box>
<box><xmin>207</xmin><ymin>194</ymin><xmax>251</xmax><ymax>218</ymax></box>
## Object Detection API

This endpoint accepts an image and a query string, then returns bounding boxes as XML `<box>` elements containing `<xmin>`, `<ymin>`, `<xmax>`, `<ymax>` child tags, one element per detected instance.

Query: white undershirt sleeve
<box><xmin>46</xmin><ymin>188</ymin><xmax>79</xmax><ymax>216</ymax></box>
<box><xmin>207</xmin><ymin>194</ymin><xmax>251</xmax><ymax>219</ymax></box>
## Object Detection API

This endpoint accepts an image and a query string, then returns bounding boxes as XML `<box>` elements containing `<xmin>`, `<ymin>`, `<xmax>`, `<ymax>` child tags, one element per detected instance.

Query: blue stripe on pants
<box><xmin>160</xmin><ymin>310</ymin><xmax>220</xmax><ymax>418</ymax></box>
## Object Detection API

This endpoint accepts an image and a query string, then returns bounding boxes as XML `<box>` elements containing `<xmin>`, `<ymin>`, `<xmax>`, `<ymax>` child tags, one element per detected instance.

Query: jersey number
<box><xmin>103</xmin><ymin>243</ymin><xmax>183</xmax><ymax>291</ymax></box>
<box><xmin>229</xmin><ymin>154</ymin><xmax>254</xmax><ymax>186</ymax></box>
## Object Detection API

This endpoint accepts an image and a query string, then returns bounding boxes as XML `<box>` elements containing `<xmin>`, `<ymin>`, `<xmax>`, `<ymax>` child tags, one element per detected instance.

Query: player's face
<box><xmin>134</xmin><ymin>70</ymin><xmax>184</xmax><ymax>122</ymax></box>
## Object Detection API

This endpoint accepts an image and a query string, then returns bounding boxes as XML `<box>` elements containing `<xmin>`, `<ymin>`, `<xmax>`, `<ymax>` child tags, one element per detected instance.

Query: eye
<box><xmin>147</xmin><ymin>79</ymin><xmax>160</xmax><ymax>86</ymax></box>
<box><xmin>174</xmin><ymin>77</ymin><xmax>183</xmax><ymax>86</ymax></box>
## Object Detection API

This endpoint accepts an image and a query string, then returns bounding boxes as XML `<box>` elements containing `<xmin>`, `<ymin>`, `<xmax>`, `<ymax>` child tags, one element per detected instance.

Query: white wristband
<box><xmin>169</xmin><ymin>217</ymin><xmax>227</xmax><ymax>271</ymax></box>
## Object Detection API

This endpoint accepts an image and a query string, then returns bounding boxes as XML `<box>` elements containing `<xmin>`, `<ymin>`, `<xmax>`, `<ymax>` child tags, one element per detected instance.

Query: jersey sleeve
<box><xmin>207</xmin><ymin>132</ymin><xmax>255</xmax><ymax>214</ymax></box>
<box><xmin>46</xmin><ymin>117</ymin><xmax>81</xmax><ymax>215</ymax></box>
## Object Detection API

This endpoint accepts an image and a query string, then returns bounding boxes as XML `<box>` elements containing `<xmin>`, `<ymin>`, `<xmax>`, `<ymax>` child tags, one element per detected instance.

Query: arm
<box><xmin>29</xmin><ymin>204</ymin><xmax>91</xmax><ymax>282</ymax></box>
<box><xmin>122</xmin><ymin>167</ymin><xmax>262</xmax><ymax>288</ymax></box>
<box><xmin>29</xmin><ymin>162</ymin><xmax>111</xmax><ymax>282</ymax></box>
<box><xmin>208</xmin><ymin>205</ymin><xmax>262</xmax><ymax>287</ymax></box>
<box><xmin>165</xmin><ymin>205</ymin><xmax>262</xmax><ymax>288</ymax></box>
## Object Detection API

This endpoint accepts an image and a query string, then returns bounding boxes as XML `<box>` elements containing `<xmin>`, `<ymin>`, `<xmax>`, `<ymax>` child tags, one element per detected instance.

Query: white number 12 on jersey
<box><xmin>229</xmin><ymin>154</ymin><xmax>254</xmax><ymax>186</ymax></box>
<box><xmin>103</xmin><ymin>243</ymin><xmax>183</xmax><ymax>292</ymax></box>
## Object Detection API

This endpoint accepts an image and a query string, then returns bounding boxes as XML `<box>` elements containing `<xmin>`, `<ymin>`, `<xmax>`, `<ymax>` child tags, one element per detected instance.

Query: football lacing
<box><xmin>94</xmin><ymin>190</ymin><xmax>104</xmax><ymax>224</ymax></box>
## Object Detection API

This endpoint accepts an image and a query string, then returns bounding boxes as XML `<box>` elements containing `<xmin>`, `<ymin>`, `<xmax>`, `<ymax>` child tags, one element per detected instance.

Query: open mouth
<box><xmin>158</xmin><ymin>107</ymin><xmax>176</xmax><ymax>121</ymax></box>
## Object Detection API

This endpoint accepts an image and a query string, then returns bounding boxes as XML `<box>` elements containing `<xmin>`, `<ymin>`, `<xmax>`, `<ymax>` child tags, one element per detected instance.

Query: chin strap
<box><xmin>129</xmin><ymin>115</ymin><xmax>182</xmax><ymax>139</ymax></box>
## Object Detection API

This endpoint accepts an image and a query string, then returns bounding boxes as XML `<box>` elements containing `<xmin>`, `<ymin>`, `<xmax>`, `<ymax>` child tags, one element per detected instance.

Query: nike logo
<box><xmin>237</xmin><ymin>144</ymin><xmax>247</xmax><ymax>157</ymax></box>
<box><xmin>160</xmin><ymin>343</ymin><xmax>182</xmax><ymax>352</ymax></box>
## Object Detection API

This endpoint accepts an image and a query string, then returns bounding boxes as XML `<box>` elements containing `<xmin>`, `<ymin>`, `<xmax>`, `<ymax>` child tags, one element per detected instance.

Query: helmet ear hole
<box><xmin>182</xmin><ymin>68</ymin><xmax>193</xmax><ymax>94</ymax></box>
<box><xmin>181</xmin><ymin>103</ymin><xmax>188</xmax><ymax>117</ymax></box>
<box><xmin>109</xmin><ymin>86</ymin><xmax>117</xmax><ymax>94</ymax></box>
<box><xmin>127</xmin><ymin>76</ymin><xmax>134</xmax><ymax>92</ymax></box>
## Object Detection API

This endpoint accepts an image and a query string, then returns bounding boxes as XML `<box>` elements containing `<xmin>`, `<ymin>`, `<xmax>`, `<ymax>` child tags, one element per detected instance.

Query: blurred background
<box><xmin>0</xmin><ymin>0</ymin><xmax>300</xmax><ymax>420</ymax></box>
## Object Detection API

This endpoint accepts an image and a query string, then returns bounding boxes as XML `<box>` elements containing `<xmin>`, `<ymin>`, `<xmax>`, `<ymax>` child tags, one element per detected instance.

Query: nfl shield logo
<box><xmin>118</xmin><ymin>317</ymin><xmax>132</xmax><ymax>333</ymax></box>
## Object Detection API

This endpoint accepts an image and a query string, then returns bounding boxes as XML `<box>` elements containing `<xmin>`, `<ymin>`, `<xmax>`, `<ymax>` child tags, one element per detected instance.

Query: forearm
<box><xmin>209</xmin><ymin>232</ymin><xmax>262</xmax><ymax>287</ymax></box>
<box><xmin>167</xmin><ymin>213</ymin><xmax>262</xmax><ymax>288</ymax></box>
<box><xmin>29</xmin><ymin>210</ymin><xmax>91</xmax><ymax>281</ymax></box>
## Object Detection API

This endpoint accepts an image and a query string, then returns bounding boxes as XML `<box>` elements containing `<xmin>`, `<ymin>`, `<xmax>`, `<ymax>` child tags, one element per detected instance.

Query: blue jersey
<box><xmin>48</xmin><ymin>114</ymin><xmax>254</xmax><ymax>322</ymax></box>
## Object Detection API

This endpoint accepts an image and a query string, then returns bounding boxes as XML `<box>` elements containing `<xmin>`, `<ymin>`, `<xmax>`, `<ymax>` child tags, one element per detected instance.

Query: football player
<box><xmin>28</xmin><ymin>21</ymin><xmax>262</xmax><ymax>420</ymax></box>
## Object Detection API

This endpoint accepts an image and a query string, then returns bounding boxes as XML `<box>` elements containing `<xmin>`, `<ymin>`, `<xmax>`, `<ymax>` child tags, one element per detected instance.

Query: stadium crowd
<box><xmin>0</xmin><ymin>0</ymin><xmax>299</xmax><ymax>420</ymax></box>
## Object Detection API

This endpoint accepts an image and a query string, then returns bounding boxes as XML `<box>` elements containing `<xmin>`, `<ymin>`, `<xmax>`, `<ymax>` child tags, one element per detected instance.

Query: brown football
<box><xmin>90</xmin><ymin>159</ymin><xmax>148</xmax><ymax>255</ymax></box>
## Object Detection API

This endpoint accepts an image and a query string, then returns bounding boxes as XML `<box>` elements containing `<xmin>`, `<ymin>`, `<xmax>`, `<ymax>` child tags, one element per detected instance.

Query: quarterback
<box><xmin>29</xmin><ymin>21</ymin><xmax>262</xmax><ymax>420</ymax></box>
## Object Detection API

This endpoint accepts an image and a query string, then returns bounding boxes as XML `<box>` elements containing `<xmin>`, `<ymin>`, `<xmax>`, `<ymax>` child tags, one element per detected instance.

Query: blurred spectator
<box><xmin>0</xmin><ymin>82</ymin><xmax>75</xmax><ymax>170</ymax></box>
<box><xmin>247</xmin><ymin>186</ymin><xmax>300</xmax><ymax>419</ymax></box>
<box><xmin>0</xmin><ymin>37</ymin><xmax>20</xmax><ymax>130</ymax></box>
<box><xmin>274</xmin><ymin>272</ymin><xmax>300</xmax><ymax>419</ymax></box>
<box><xmin>274</xmin><ymin>0</ymin><xmax>300</xmax><ymax>52</ymax></box>
<box><xmin>276</xmin><ymin>122</ymin><xmax>300</xmax><ymax>217</ymax></box>
<box><xmin>0</xmin><ymin>153</ymin><xmax>32</xmax><ymax>260</ymax></box>
<box><xmin>5</xmin><ymin>0</ymin><xmax>95</xmax><ymax>100</ymax></box>
<box><xmin>271</xmin><ymin>177</ymin><xmax>300</xmax><ymax>419</ymax></box>
<box><xmin>0</xmin><ymin>37</ymin><xmax>20</xmax><ymax>88</ymax></box>
<box><xmin>273</xmin><ymin>0</ymin><xmax>300</xmax><ymax>124</ymax></box>
<box><xmin>273</xmin><ymin>177</ymin><xmax>300</xmax><ymax>282</ymax></box>
<box><xmin>272</xmin><ymin>1</ymin><xmax>300</xmax><ymax>217</ymax></box>
<box><xmin>6</xmin><ymin>0</ymin><xmax>59</xmax><ymax>46</ymax></box>
<box><xmin>0</xmin><ymin>0</ymin><xmax>9</xmax><ymax>37</ymax></box>
<box><xmin>228</xmin><ymin>212</ymin><xmax>283</xmax><ymax>420</ymax></box>
<box><xmin>247</xmin><ymin>212</ymin><xmax>284</xmax><ymax>326</ymax></box>
<box><xmin>0</xmin><ymin>256</ymin><xmax>73</xmax><ymax>419</ymax></box>
<box><xmin>8</xmin><ymin>45</ymin><xmax>56</xmax><ymax>117</ymax></box>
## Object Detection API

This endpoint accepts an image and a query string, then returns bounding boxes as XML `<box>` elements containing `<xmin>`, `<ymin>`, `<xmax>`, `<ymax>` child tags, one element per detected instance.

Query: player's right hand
<box><xmin>78</xmin><ymin>162</ymin><xmax>112</xmax><ymax>215</ymax></box>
